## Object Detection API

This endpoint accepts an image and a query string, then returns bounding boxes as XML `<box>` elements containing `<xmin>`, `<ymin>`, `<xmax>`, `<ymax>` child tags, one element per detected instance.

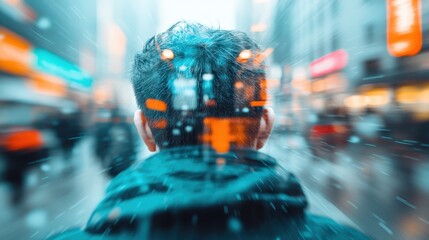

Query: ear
<box><xmin>134</xmin><ymin>110</ymin><xmax>157</xmax><ymax>152</ymax></box>
<box><xmin>256</xmin><ymin>107</ymin><xmax>275</xmax><ymax>150</ymax></box>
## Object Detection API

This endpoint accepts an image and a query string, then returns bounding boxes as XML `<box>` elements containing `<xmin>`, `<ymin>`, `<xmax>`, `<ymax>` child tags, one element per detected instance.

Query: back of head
<box><xmin>131</xmin><ymin>21</ymin><xmax>268</xmax><ymax>152</ymax></box>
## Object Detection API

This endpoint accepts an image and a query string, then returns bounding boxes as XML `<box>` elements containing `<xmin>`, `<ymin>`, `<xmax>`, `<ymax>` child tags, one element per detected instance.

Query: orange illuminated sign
<box><xmin>0</xmin><ymin>27</ymin><xmax>33</xmax><ymax>75</ymax></box>
<box><xmin>2</xmin><ymin>130</ymin><xmax>44</xmax><ymax>151</ymax></box>
<box><xmin>387</xmin><ymin>0</ymin><xmax>422</xmax><ymax>57</ymax></box>
<box><xmin>29</xmin><ymin>72</ymin><xmax>67</xmax><ymax>97</ymax></box>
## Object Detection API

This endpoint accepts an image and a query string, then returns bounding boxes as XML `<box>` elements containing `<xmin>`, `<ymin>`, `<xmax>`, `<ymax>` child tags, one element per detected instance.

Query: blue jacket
<box><xmin>50</xmin><ymin>146</ymin><xmax>370</xmax><ymax>239</ymax></box>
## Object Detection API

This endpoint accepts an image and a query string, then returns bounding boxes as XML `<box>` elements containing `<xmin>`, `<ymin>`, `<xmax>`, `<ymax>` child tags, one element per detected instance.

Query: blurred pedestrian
<box><xmin>52</xmin><ymin>111</ymin><xmax>83</xmax><ymax>165</ymax></box>
<box><xmin>94</xmin><ymin>108</ymin><xmax>137</xmax><ymax>177</ymax></box>
<box><xmin>354</xmin><ymin>108</ymin><xmax>384</xmax><ymax>142</ymax></box>
<box><xmin>1</xmin><ymin>128</ymin><xmax>49</xmax><ymax>203</ymax></box>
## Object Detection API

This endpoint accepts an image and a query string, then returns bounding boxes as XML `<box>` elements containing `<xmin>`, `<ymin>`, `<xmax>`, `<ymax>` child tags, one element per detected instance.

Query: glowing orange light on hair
<box><xmin>235</xmin><ymin>81</ymin><xmax>244</xmax><ymax>89</ymax></box>
<box><xmin>237</xmin><ymin>49</ymin><xmax>252</xmax><ymax>63</ymax></box>
<box><xmin>161</xmin><ymin>49</ymin><xmax>174</xmax><ymax>60</ymax></box>
<box><xmin>29</xmin><ymin>72</ymin><xmax>67</xmax><ymax>97</ymax></box>
<box><xmin>145</xmin><ymin>98</ymin><xmax>167</xmax><ymax>112</ymax></box>
<box><xmin>250</xmin><ymin>101</ymin><xmax>267</xmax><ymax>107</ymax></box>
<box><xmin>202</xmin><ymin>118</ymin><xmax>252</xmax><ymax>154</ymax></box>
<box><xmin>150</xmin><ymin>119</ymin><xmax>168</xmax><ymax>129</ymax></box>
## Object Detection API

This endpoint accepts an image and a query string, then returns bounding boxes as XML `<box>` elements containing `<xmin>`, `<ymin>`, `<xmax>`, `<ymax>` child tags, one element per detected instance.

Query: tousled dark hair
<box><xmin>131</xmin><ymin>21</ymin><xmax>266</xmax><ymax>149</ymax></box>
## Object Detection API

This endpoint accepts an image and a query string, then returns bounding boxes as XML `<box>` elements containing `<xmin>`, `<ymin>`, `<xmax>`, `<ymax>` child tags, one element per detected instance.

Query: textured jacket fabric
<box><xmin>50</xmin><ymin>146</ymin><xmax>370</xmax><ymax>240</ymax></box>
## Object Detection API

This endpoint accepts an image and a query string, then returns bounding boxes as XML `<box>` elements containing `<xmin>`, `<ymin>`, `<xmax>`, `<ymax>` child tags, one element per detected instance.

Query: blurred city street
<box><xmin>1</xmin><ymin>0</ymin><xmax>429</xmax><ymax>239</ymax></box>
<box><xmin>0</xmin><ymin>137</ymin><xmax>109</xmax><ymax>240</ymax></box>
<box><xmin>264</xmin><ymin>133</ymin><xmax>429</xmax><ymax>240</ymax></box>
<box><xmin>0</xmin><ymin>133</ymin><xmax>428</xmax><ymax>239</ymax></box>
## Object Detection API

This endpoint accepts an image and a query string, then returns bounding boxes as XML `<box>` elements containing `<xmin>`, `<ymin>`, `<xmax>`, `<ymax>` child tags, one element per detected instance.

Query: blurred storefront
<box><xmin>0</xmin><ymin>0</ymin><xmax>97</xmax><ymax>122</ymax></box>
<box><xmin>0</xmin><ymin>0</ymin><xmax>97</xmax><ymax>197</ymax></box>
<box><xmin>268</xmin><ymin>0</ymin><xmax>429</xmax><ymax>146</ymax></box>
<box><xmin>308</xmin><ymin>49</ymin><xmax>349</xmax><ymax>112</ymax></box>
<box><xmin>352</xmin><ymin>0</ymin><xmax>429</xmax><ymax>144</ymax></box>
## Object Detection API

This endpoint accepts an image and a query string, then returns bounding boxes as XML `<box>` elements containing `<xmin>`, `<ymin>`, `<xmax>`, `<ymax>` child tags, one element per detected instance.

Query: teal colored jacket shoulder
<box><xmin>49</xmin><ymin>146</ymin><xmax>371</xmax><ymax>240</ymax></box>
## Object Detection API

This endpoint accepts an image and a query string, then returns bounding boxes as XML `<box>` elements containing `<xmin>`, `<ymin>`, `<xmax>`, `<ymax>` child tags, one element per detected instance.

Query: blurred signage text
<box><xmin>309</xmin><ymin>50</ymin><xmax>348</xmax><ymax>78</ymax></box>
<box><xmin>0</xmin><ymin>27</ymin><xmax>32</xmax><ymax>75</ymax></box>
<box><xmin>0</xmin><ymin>27</ymin><xmax>92</xmax><ymax>91</ymax></box>
<box><xmin>0</xmin><ymin>0</ymin><xmax>36</xmax><ymax>22</ymax></box>
<box><xmin>33</xmin><ymin>48</ymin><xmax>93</xmax><ymax>90</ymax></box>
<box><xmin>387</xmin><ymin>0</ymin><xmax>422</xmax><ymax>57</ymax></box>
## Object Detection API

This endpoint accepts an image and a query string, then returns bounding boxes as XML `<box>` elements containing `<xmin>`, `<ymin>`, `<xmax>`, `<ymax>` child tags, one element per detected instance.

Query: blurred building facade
<box><xmin>235</xmin><ymin>0</ymin><xmax>283</xmax><ymax>126</ymax></box>
<box><xmin>94</xmin><ymin>0</ymin><xmax>159</xmax><ymax>113</ymax></box>
<box><xmin>0</xmin><ymin>0</ymin><xmax>99</xmax><ymax>200</ymax></box>
<box><xmin>269</xmin><ymin>0</ymin><xmax>429</xmax><ymax>144</ymax></box>
<box><xmin>0</xmin><ymin>0</ymin><xmax>97</xmax><ymax>129</ymax></box>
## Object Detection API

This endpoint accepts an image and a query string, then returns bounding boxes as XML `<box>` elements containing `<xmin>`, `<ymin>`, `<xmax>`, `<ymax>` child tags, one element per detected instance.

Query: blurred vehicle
<box><xmin>0</xmin><ymin>127</ymin><xmax>49</xmax><ymax>202</ymax></box>
<box><xmin>352</xmin><ymin>108</ymin><xmax>384</xmax><ymax>142</ymax></box>
<box><xmin>307</xmin><ymin>109</ymin><xmax>351</xmax><ymax>160</ymax></box>
<box><xmin>274</xmin><ymin>115</ymin><xmax>295</xmax><ymax>133</ymax></box>
<box><xmin>94</xmin><ymin>108</ymin><xmax>137</xmax><ymax>177</ymax></box>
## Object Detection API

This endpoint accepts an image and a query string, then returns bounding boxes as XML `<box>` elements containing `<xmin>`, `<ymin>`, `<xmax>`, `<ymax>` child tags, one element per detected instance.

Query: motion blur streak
<box><xmin>0</xmin><ymin>0</ymin><xmax>429</xmax><ymax>240</ymax></box>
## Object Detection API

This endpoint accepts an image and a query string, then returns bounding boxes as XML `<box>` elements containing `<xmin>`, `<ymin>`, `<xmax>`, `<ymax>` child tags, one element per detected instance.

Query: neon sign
<box><xmin>309</xmin><ymin>50</ymin><xmax>348</xmax><ymax>78</ymax></box>
<box><xmin>387</xmin><ymin>0</ymin><xmax>422</xmax><ymax>57</ymax></box>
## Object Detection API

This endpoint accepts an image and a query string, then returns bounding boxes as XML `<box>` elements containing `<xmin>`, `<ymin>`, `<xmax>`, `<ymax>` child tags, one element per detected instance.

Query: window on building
<box><xmin>319</xmin><ymin>42</ymin><xmax>324</xmax><ymax>57</ymax></box>
<box><xmin>332</xmin><ymin>0</ymin><xmax>339</xmax><ymax>17</ymax></box>
<box><xmin>364</xmin><ymin>59</ymin><xmax>381</xmax><ymax>76</ymax></box>
<box><xmin>365</xmin><ymin>23</ymin><xmax>375</xmax><ymax>44</ymax></box>
<box><xmin>332</xmin><ymin>33</ymin><xmax>339</xmax><ymax>51</ymax></box>
<box><xmin>312</xmin><ymin>44</ymin><xmax>317</xmax><ymax>60</ymax></box>
<box><xmin>423</xmin><ymin>30</ymin><xmax>429</xmax><ymax>47</ymax></box>
<box><xmin>319</xmin><ymin>8</ymin><xmax>324</xmax><ymax>27</ymax></box>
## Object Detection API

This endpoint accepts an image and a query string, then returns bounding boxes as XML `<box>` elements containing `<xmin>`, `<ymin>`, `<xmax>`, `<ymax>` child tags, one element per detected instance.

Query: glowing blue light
<box><xmin>32</xmin><ymin>48</ymin><xmax>93</xmax><ymax>90</ymax></box>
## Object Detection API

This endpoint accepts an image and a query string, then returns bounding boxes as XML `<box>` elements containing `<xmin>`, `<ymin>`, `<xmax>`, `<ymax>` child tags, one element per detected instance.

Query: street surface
<box><xmin>0</xmin><ymin>134</ymin><xmax>428</xmax><ymax>240</ymax></box>
<box><xmin>264</xmin><ymin>132</ymin><xmax>429</xmax><ymax>240</ymax></box>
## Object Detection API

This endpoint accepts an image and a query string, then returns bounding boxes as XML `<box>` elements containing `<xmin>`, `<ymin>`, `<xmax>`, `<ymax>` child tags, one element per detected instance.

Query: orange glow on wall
<box><xmin>107</xmin><ymin>23</ymin><xmax>127</xmax><ymax>57</ymax></box>
<box><xmin>344</xmin><ymin>95</ymin><xmax>369</xmax><ymax>109</ymax></box>
<box><xmin>311</xmin><ymin>73</ymin><xmax>347</xmax><ymax>93</ymax></box>
<box><xmin>94</xmin><ymin>83</ymin><xmax>114</xmax><ymax>105</ymax></box>
<box><xmin>251</xmin><ymin>23</ymin><xmax>267</xmax><ymax>33</ymax></box>
<box><xmin>29</xmin><ymin>73</ymin><xmax>67</xmax><ymax>97</ymax></box>
<box><xmin>387</xmin><ymin>0</ymin><xmax>422</xmax><ymax>57</ymax></box>
<box><xmin>0</xmin><ymin>27</ymin><xmax>33</xmax><ymax>75</ymax></box>
<box><xmin>396</xmin><ymin>86</ymin><xmax>420</xmax><ymax>104</ymax></box>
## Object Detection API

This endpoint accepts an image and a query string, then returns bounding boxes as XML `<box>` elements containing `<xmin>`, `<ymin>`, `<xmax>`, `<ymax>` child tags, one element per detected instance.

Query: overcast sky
<box><xmin>158</xmin><ymin>0</ymin><xmax>238</xmax><ymax>32</ymax></box>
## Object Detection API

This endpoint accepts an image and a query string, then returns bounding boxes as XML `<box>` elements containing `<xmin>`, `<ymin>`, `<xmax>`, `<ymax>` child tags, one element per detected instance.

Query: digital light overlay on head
<box><xmin>131</xmin><ymin>21</ymin><xmax>269</xmax><ymax>153</ymax></box>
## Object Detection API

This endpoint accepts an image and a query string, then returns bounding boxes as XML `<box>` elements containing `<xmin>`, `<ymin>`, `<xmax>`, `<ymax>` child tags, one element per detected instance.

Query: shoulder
<box><xmin>305</xmin><ymin>214</ymin><xmax>372</xmax><ymax>240</ymax></box>
<box><xmin>46</xmin><ymin>228</ymin><xmax>91</xmax><ymax>240</ymax></box>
